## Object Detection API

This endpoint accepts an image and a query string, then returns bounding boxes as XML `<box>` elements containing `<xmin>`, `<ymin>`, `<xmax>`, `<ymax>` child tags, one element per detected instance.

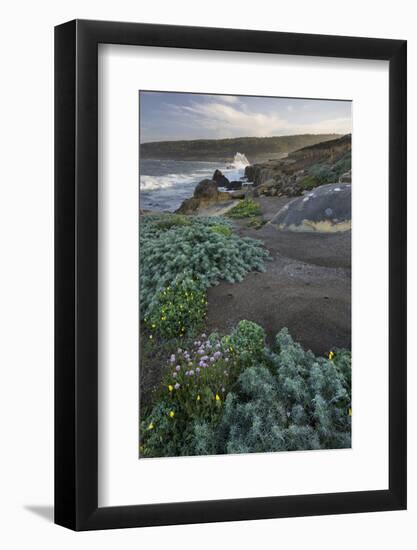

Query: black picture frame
<box><xmin>55</xmin><ymin>19</ymin><xmax>407</xmax><ymax>531</ymax></box>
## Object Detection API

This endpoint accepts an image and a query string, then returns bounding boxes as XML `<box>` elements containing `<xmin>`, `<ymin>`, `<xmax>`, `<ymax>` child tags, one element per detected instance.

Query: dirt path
<box><xmin>206</xmin><ymin>197</ymin><xmax>351</xmax><ymax>355</ymax></box>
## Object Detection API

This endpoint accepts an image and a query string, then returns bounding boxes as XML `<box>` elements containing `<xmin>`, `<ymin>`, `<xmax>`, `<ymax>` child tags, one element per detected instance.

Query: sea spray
<box><xmin>231</xmin><ymin>152</ymin><xmax>250</xmax><ymax>169</ymax></box>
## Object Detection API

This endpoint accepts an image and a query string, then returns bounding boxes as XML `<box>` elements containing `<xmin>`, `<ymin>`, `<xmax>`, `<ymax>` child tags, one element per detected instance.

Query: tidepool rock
<box><xmin>270</xmin><ymin>183</ymin><xmax>351</xmax><ymax>232</ymax></box>
<box><xmin>226</xmin><ymin>180</ymin><xmax>243</xmax><ymax>190</ymax></box>
<box><xmin>212</xmin><ymin>169</ymin><xmax>230</xmax><ymax>187</ymax></box>
<box><xmin>176</xmin><ymin>179</ymin><xmax>230</xmax><ymax>214</ymax></box>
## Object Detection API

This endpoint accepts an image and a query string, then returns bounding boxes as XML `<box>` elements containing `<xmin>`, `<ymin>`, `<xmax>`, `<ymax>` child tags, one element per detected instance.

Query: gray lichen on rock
<box><xmin>270</xmin><ymin>183</ymin><xmax>351</xmax><ymax>233</ymax></box>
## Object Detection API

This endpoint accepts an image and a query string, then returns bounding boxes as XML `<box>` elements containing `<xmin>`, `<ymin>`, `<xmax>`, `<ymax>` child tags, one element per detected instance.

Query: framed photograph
<box><xmin>55</xmin><ymin>19</ymin><xmax>407</xmax><ymax>530</ymax></box>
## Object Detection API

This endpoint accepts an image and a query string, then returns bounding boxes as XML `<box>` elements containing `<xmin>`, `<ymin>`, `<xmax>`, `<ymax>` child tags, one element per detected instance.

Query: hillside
<box><xmin>140</xmin><ymin>134</ymin><xmax>342</xmax><ymax>161</ymax></box>
<box><xmin>244</xmin><ymin>133</ymin><xmax>352</xmax><ymax>196</ymax></box>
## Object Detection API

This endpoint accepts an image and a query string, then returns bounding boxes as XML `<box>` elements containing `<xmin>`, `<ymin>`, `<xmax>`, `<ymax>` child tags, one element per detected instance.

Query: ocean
<box><xmin>139</xmin><ymin>153</ymin><xmax>250</xmax><ymax>212</ymax></box>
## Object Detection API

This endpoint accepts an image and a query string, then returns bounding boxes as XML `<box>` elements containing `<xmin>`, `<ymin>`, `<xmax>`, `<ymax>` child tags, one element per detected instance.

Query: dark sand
<box><xmin>206</xmin><ymin>197</ymin><xmax>351</xmax><ymax>355</ymax></box>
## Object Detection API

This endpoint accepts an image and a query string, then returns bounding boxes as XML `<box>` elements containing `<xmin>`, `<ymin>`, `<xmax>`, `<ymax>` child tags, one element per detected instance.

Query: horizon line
<box><xmin>141</xmin><ymin>132</ymin><xmax>348</xmax><ymax>145</ymax></box>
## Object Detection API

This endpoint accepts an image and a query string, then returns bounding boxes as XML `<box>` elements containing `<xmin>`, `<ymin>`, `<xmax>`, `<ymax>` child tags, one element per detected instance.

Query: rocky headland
<box><xmin>244</xmin><ymin>134</ymin><xmax>352</xmax><ymax>197</ymax></box>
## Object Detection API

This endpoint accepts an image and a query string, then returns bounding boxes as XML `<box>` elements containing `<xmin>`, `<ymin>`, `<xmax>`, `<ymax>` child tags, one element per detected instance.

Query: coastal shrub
<box><xmin>140</xmin><ymin>324</ymin><xmax>351</xmax><ymax>457</ymax></box>
<box><xmin>210</xmin><ymin>224</ymin><xmax>232</xmax><ymax>237</ymax></box>
<box><xmin>143</xmin><ymin>277</ymin><xmax>207</xmax><ymax>339</ymax></box>
<box><xmin>226</xmin><ymin>198</ymin><xmax>261</xmax><ymax>219</ymax></box>
<box><xmin>140</xmin><ymin>216</ymin><xmax>269</xmax><ymax>317</ymax></box>
<box><xmin>299</xmin><ymin>175</ymin><xmax>321</xmax><ymax>190</ymax></box>
<box><xmin>140</xmin><ymin>332</ymin><xmax>236</xmax><ymax>457</ymax></box>
<box><xmin>308</xmin><ymin>163</ymin><xmax>337</xmax><ymax>184</ymax></box>
<box><xmin>230</xmin><ymin>320</ymin><xmax>266</xmax><ymax>366</ymax></box>
<box><xmin>154</xmin><ymin>214</ymin><xmax>191</xmax><ymax>231</ymax></box>
<box><xmin>219</xmin><ymin>328</ymin><xmax>351</xmax><ymax>453</ymax></box>
<box><xmin>305</xmin><ymin>152</ymin><xmax>351</xmax><ymax>186</ymax></box>
<box><xmin>333</xmin><ymin>152</ymin><xmax>351</xmax><ymax>176</ymax></box>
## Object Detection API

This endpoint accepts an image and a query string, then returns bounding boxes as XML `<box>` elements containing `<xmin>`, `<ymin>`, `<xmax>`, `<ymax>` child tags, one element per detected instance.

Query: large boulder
<box><xmin>176</xmin><ymin>179</ymin><xmax>230</xmax><ymax>214</ymax></box>
<box><xmin>270</xmin><ymin>183</ymin><xmax>351</xmax><ymax>232</ymax></box>
<box><xmin>244</xmin><ymin>165</ymin><xmax>256</xmax><ymax>182</ymax></box>
<box><xmin>212</xmin><ymin>169</ymin><xmax>230</xmax><ymax>187</ymax></box>
<box><xmin>194</xmin><ymin>179</ymin><xmax>220</xmax><ymax>200</ymax></box>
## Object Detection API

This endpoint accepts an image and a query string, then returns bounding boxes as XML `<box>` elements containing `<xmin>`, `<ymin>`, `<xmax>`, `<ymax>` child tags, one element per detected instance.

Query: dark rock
<box><xmin>176</xmin><ymin>179</ymin><xmax>230</xmax><ymax>214</ymax></box>
<box><xmin>194</xmin><ymin>179</ymin><xmax>220</xmax><ymax>200</ymax></box>
<box><xmin>230</xmin><ymin>191</ymin><xmax>246</xmax><ymax>199</ymax></box>
<box><xmin>212</xmin><ymin>169</ymin><xmax>230</xmax><ymax>187</ymax></box>
<box><xmin>176</xmin><ymin>197</ymin><xmax>200</xmax><ymax>214</ymax></box>
<box><xmin>226</xmin><ymin>180</ymin><xmax>242</xmax><ymax>190</ymax></box>
<box><xmin>257</xmin><ymin>179</ymin><xmax>276</xmax><ymax>194</ymax></box>
<box><xmin>244</xmin><ymin>165</ymin><xmax>256</xmax><ymax>182</ymax></box>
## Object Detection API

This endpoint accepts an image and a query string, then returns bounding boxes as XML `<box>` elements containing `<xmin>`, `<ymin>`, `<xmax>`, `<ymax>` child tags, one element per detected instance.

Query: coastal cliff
<box><xmin>244</xmin><ymin>134</ymin><xmax>352</xmax><ymax>197</ymax></box>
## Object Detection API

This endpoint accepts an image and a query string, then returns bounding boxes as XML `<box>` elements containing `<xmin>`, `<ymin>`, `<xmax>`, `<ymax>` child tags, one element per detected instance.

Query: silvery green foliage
<box><xmin>140</xmin><ymin>215</ymin><xmax>269</xmax><ymax>316</ymax></box>
<box><xmin>141</xmin><ymin>325</ymin><xmax>351</xmax><ymax>457</ymax></box>
<box><xmin>218</xmin><ymin>328</ymin><xmax>351</xmax><ymax>453</ymax></box>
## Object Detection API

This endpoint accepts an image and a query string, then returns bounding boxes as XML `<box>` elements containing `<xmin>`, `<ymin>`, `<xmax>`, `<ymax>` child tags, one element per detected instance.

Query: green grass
<box><xmin>210</xmin><ymin>224</ymin><xmax>233</xmax><ymax>237</ymax></box>
<box><xmin>227</xmin><ymin>199</ymin><xmax>261</xmax><ymax>219</ymax></box>
<box><xmin>299</xmin><ymin>175</ymin><xmax>321</xmax><ymax>190</ymax></box>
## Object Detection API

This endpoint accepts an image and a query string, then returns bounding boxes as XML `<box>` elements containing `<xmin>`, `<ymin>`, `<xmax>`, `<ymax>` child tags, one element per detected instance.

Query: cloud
<box><xmin>216</xmin><ymin>95</ymin><xmax>240</xmax><ymax>104</ymax></box>
<box><xmin>169</xmin><ymin>99</ymin><xmax>351</xmax><ymax>138</ymax></box>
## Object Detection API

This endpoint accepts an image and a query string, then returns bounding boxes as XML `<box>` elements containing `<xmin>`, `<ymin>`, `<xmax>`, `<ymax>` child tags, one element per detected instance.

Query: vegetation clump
<box><xmin>140</xmin><ymin>324</ymin><xmax>351</xmax><ymax>457</ymax></box>
<box><xmin>140</xmin><ymin>215</ymin><xmax>269</xmax><ymax>336</ymax></box>
<box><xmin>246</xmin><ymin>217</ymin><xmax>266</xmax><ymax>229</ymax></box>
<box><xmin>210</xmin><ymin>224</ymin><xmax>232</xmax><ymax>237</ymax></box>
<box><xmin>299</xmin><ymin>175</ymin><xmax>321</xmax><ymax>190</ymax></box>
<box><xmin>144</xmin><ymin>277</ymin><xmax>207</xmax><ymax>339</ymax></box>
<box><xmin>140</xmin><ymin>332</ymin><xmax>235</xmax><ymax>457</ymax></box>
<box><xmin>299</xmin><ymin>151</ymin><xmax>352</xmax><ymax>189</ymax></box>
<box><xmin>227</xmin><ymin>198</ymin><xmax>262</xmax><ymax>219</ymax></box>
<box><xmin>153</xmin><ymin>214</ymin><xmax>191</xmax><ymax>230</ymax></box>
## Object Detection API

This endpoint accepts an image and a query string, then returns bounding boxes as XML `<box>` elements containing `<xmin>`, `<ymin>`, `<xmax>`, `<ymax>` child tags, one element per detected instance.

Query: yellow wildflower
<box><xmin>168</xmin><ymin>385</ymin><xmax>173</xmax><ymax>392</ymax></box>
<box><xmin>215</xmin><ymin>394</ymin><xmax>221</xmax><ymax>402</ymax></box>
<box><xmin>196</xmin><ymin>395</ymin><xmax>200</xmax><ymax>401</ymax></box>
<box><xmin>147</xmin><ymin>422</ymin><xmax>154</xmax><ymax>430</ymax></box>
<box><xmin>169</xmin><ymin>411</ymin><xmax>175</xmax><ymax>418</ymax></box>
<box><xmin>329</xmin><ymin>351</ymin><xmax>334</xmax><ymax>361</ymax></box>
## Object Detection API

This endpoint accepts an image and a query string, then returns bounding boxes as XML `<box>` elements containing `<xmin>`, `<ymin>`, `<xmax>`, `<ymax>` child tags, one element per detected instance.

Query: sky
<box><xmin>139</xmin><ymin>91</ymin><xmax>352</xmax><ymax>143</ymax></box>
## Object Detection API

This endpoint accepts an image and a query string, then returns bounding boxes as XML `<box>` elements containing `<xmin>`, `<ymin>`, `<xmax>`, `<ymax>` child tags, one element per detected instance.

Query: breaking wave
<box><xmin>140</xmin><ymin>153</ymin><xmax>250</xmax><ymax>211</ymax></box>
<box><xmin>231</xmin><ymin>152</ymin><xmax>250</xmax><ymax>169</ymax></box>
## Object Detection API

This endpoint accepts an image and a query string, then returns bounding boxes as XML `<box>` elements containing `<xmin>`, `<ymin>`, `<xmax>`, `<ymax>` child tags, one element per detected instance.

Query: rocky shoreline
<box><xmin>172</xmin><ymin>133</ymin><xmax>351</xmax><ymax>216</ymax></box>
